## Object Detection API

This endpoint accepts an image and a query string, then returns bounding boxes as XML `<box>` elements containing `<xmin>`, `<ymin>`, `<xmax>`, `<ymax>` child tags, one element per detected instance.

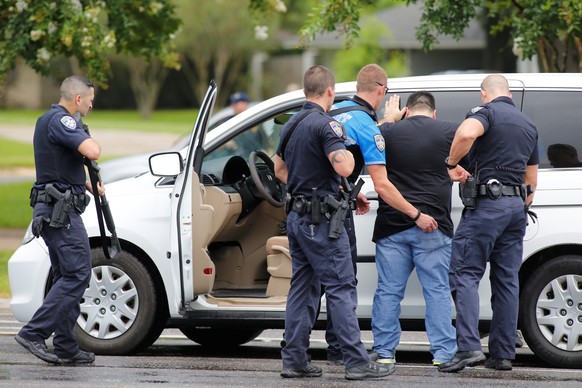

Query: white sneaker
<box><xmin>377</xmin><ymin>357</ymin><xmax>396</xmax><ymax>364</ymax></box>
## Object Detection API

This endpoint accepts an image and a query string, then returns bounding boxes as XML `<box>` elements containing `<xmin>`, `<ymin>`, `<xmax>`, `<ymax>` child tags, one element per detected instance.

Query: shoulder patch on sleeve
<box><xmin>329</xmin><ymin>120</ymin><xmax>344</xmax><ymax>138</ymax></box>
<box><xmin>60</xmin><ymin>115</ymin><xmax>77</xmax><ymax>130</ymax></box>
<box><xmin>471</xmin><ymin>106</ymin><xmax>484</xmax><ymax>114</ymax></box>
<box><xmin>374</xmin><ymin>133</ymin><xmax>385</xmax><ymax>152</ymax></box>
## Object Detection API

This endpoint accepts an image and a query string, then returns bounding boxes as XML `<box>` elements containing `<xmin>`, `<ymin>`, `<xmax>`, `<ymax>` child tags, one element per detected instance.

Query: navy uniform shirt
<box><xmin>465</xmin><ymin>96</ymin><xmax>539</xmax><ymax>185</ymax></box>
<box><xmin>276</xmin><ymin>101</ymin><xmax>346</xmax><ymax>197</ymax></box>
<box><xmin>33</xmin><ymin>104</ymin><xmax>90</xmax><ymax>195</ymax></box>
<box><xmin>373</xmin><ymin>116</ymin><xmax>458</xmax><ymax>241</ymax></box>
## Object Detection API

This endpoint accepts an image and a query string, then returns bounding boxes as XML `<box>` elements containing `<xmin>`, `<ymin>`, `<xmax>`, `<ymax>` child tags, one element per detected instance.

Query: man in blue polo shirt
<box><xmin>325</xmin><ymin>64</ymin><xmax>438</xmax><ymax>365</ymax></box>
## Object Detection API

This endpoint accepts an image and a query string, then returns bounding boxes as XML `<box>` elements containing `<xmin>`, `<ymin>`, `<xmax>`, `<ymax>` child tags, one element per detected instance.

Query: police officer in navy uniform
<box><xmin>15</xmin><ymin>76</ymin><xmax>102</xmax><ymax>365</ymax></box>
<box><xmin>439</xmin><ymin>74</ymin><xmax>539</xmax><ymax>372</ymax></box>
<box><xmin>274</xmin><ymin>65</ymin><xmax>394</xmax><ymax>381</ymax></box>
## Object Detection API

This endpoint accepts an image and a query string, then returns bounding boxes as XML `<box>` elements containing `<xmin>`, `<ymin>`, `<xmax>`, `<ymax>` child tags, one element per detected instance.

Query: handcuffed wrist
<box><xmin>411</xmin><ymin>209</ymin><xmax>421</xmax><ymax>222</ymax></box>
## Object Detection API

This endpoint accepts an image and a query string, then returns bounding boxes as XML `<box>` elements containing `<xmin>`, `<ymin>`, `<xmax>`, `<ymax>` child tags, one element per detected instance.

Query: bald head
<box><xmin>480</xmin><ymin>74</ymin><xmax>511</xmax><ymax>102</ymax></box>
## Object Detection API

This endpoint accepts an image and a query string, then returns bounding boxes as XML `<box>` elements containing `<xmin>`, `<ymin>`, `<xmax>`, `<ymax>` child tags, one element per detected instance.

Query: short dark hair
<box><xmin>303</xmin><ymin>65</ymin><xmax>335</xmax><ymax>98</ymax></box>
<box><xmin>60</xmin><ymin>76</ymin><xmax>94</xmax><ymax>101</ymax></box>
<box><xmin>406</xmin><ymin>91</ymin><xmax>436</xmax><ymax>112</ymax></box>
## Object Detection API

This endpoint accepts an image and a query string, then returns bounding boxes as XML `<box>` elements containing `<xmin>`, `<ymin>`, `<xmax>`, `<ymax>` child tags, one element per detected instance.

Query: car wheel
<box><xmin>179</xmin><ymin>327</ymin><xmax>263</xmax><ymax>347</ymax></box>
<box><xmin>75</xmin><ymin>248</ymin><xmax>165</xmax><ymax>355</ymax></box>
<box><xmin>520</xmin><ymin>255</ymin><xmax>582</xmax><ymax>367</ymax></box>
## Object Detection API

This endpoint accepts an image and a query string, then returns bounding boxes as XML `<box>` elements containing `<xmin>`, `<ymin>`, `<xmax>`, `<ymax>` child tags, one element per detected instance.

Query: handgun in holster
<box><xmin>45</xmin><ymin>184</ymin><xmax>71</xmax><ymax>228</ymax></box>
<box><xmin>459</xmin><ymin>175</ymin><xmax>477</xmax><ymax>209</ymax></box>
<box><xmin>324</xmin><ymin>195</ymin><xmax>348</xmax><ymax>239</ymax></box>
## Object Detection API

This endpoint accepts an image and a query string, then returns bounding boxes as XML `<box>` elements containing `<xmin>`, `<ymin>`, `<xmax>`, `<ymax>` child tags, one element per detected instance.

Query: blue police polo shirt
<box><xmin>331</xmin><ymin>97</ymin><xmax>385</xmax><ymax>166</ymax></box>
<box><xmin>276</xmin><ymin>101</ymin><xmax>346</xmax><ymax>197</ymax></box>
<box><xmin>33</xmin><ymin>104</ymin><xmax>91</xmax><ymax>194</ymax></box>
<box><xmin>465</xmin><ymin>96</ymin><xmax>539</xmax><ymax>186</ymax></box>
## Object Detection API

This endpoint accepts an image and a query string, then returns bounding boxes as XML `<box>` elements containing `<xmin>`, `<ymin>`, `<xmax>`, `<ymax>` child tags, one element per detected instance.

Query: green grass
<box><xmin>0</xmin><ymin>181</ymin><xmax>34</xmax><ymax>228</ymax></box>
<box><xmin>0</xmin><ymin>138</ymin><xmax>34</xmax><ymax>168</ymax></box>
<box><xmin>0</xmin><ymin>109</ymin><xmax>200</xmax><ymax>228</ymax></box>
<box><xmin>0</xmin><ymin>109</ymin><xmax>199</xmax><ymax>134</ymax></box>
<box><xmin>0</xmin><ymin>250</ymin><xmax>13</xmax><ymax>297</ymax></box>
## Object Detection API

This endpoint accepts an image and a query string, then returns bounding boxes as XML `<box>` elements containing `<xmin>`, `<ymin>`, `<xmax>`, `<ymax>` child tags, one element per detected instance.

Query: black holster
<box><xmin>324</xmin><ymin>195</ymin><xmax>349</xmax><ymax>239</ymax></box>
<box><xmin>46</xmin><ymin>184</ymin><xmax>72</xmax><ymax>228</ymax></box>
<box><xmin>459</xmin><ymin>176</ymin><xmax>477</xmax><ymax>209</ymax></box>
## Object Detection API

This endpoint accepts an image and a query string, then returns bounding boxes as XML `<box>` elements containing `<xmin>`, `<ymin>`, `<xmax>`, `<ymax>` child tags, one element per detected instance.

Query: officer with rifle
<box><xmin>15</xmin><ymin>76</ymin><xmax>102</xmax><ymax>365</ymax></box>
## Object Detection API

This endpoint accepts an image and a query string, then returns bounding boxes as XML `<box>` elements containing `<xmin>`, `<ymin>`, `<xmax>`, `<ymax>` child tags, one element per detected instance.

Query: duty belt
<box><xmin>30</xmin><ymin>186</ymin><xmax>90</xmax><ymax>213</ymax></box>
<box><xmin>287</xmin><ymin>195</ymin><xmax>333</xmax><ymax>216</ymax></box>
<box><xmin>476</xmin><ymin>179</ymin><xmax>526</xmax><ymax>200</ymax></box>
<box><xmin>477</xmin><ymin>184</ymin><xmax>522</xmax><ymax>197</ymax></box>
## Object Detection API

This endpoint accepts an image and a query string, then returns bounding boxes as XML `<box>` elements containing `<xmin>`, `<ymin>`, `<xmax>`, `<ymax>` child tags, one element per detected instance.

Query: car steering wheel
<box><xmin>248</xmin><ymin>150</ymin><xmax>285</xmax><ymax>207</ymax></box>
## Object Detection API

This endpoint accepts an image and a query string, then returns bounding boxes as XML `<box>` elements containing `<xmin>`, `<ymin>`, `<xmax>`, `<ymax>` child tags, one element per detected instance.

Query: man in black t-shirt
<box><xmin>370</xmin><ymin>91</ymin><xmax>458</xmax><ymax>367</ymax></box>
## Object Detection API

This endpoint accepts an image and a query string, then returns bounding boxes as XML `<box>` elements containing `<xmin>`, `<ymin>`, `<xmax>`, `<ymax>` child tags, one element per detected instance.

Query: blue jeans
<box><xmin>372</xmin><ymin>227</ymin><xmax>457</xmax><ymax>363</ymax></box>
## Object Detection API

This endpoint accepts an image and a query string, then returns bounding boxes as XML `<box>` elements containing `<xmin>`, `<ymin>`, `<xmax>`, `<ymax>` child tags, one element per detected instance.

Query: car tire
<box><xmin>75</xmin><ymin>248</ymin><xmax>166</xmax><ymax>355</ymax></box>
<box><xmin>179</xmin><ymin>327</ymin><xmax>263</xmax><ymax>347</ymax></box>
<box><xmin>520</xmin><ymin>255</ymin><xmax>582</xmax><ymax>368</ymax></box>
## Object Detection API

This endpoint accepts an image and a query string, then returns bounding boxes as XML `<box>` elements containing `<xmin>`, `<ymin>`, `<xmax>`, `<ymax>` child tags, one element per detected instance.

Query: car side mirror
<box><xmin>149</xmin><ymin>152</ymin><xmax>184</xmax><ymax>177</ymax></box>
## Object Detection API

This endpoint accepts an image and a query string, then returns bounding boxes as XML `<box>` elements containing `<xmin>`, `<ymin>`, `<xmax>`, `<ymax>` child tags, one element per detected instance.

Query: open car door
<box><xmin>171</xmin><ymin>81</ymin><xmax>218</xmax><ymax>306</ymax></box>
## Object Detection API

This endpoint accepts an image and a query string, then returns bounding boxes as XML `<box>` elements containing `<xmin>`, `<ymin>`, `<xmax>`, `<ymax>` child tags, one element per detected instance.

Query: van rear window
<box><xmin>522</xmin><ymin>91</ymin><xmax>582</xmax><ymax>169</ymax></box>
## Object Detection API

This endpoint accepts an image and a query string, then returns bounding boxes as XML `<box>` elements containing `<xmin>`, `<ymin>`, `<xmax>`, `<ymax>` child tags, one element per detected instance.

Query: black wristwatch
<box><xmin>445</xmin><ymin>157</ymin><xmax>457</xmax><ymax>170</ymax></box>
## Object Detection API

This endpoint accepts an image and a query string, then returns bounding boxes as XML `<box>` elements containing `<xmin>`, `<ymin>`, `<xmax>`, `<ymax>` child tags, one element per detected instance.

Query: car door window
<box><xmin>200</xmin><ymin>112</ymin><xmax>292</xmax><ymax>182</ymax></box>
<box><xmin>522</xmin><ymin>91</ymin><xmax>582</xmax><ymax>169</ymax></box>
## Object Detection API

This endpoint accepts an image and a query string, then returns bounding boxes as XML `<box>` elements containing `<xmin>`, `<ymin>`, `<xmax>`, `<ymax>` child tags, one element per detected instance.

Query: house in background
<box><xmin>254</xmin><ymin>3</ymin><xmax>537</xmax><ymax>98</ymax></box>
<box><xmin>2</xmin><ymin>4</ymin><xmax>538</xmax><ymax>109</ymax></box>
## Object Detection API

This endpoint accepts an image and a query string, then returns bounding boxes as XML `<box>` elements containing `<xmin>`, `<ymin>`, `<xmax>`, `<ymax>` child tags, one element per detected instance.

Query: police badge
<box><xmin>329</xmin><ymin>120</ymin><xmax>344</xmax><ymax>138</ymax></box>
<box><xmin>374</xmin><ymin>134</ymin><xmax>385</xmax><ymax>152</ymax></box>
<box><xmin>60</xmin><ymin>116</ymin><xmax>78</xmax><ymax>130</ymax></box>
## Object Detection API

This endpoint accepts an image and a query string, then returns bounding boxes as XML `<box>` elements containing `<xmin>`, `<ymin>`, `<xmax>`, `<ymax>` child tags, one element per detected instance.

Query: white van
<box><xmin>9</xmin><ymin>74</ymin><xmax>582</xmax><ymax>367</ymax></box>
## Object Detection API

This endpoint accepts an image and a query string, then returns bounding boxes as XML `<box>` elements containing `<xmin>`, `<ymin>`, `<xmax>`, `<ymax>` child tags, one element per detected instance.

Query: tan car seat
<box><xmin>265</xmin><ymin>235</ymin><xmax>291</xmax><ymax>296</ymax></box>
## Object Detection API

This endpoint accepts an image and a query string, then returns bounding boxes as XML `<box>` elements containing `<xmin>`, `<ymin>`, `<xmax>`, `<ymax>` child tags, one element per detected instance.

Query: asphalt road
<box><xmin>1</xmin><ymin>298</ymin><xmax>581</xmax><ymax>387</ymax></box>
<box><xmin>2</xmin><ymin>127</ymin><xmax>582</xmax><ymax>386</ymax></box>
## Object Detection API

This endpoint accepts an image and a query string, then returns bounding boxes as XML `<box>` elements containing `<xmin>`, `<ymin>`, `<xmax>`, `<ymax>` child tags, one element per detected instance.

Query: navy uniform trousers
<box><xmin>18</xmin><ymin>204</ymin><xmax>92</xmax><ymax>358</ymax></box>
<box><xmin>449</xmin><ymin>196</ymin><xmax>526</xmax><ymax>360</ymax></box>
<box><xmin>323</xmin><ymin>211</ymin><xmax>358</xmax><ymax>361</ymax></box>
<box><xmin>282</xmin><ymin>211</ymin><xmax>369</xmax><ymax>369</ymax></box>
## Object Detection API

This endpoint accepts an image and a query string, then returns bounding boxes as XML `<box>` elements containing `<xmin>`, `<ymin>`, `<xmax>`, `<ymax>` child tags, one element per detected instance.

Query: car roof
<box><xmin>382</xmin><ymin>73</ymin><xmax>582</xmax><ymax>91</ymax></box>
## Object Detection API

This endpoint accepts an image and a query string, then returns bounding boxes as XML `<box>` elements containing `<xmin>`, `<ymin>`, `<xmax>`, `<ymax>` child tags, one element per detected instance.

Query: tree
<box><xmin>174</xmin><ymin>0</ymin><xmax>278</xmax><ymax>106</ymax></box>
<box><xmin>0</xmin><ymin>0</ymin><xmax>181</xmax><ymax>90</ymax></box>
<box><xmin>250</xmin><ymin>0</ymin><xmax>582</xmax><ymax>72</ymax></box>
<box><xmin>332</xmin><ymin>19</ymin><xmax>409</xmax><ymax>82</ymax></box>
<box><xmin>411</xmin><ymin>0</ymin><xmax>581</xmax><ymax>72</ymax></box>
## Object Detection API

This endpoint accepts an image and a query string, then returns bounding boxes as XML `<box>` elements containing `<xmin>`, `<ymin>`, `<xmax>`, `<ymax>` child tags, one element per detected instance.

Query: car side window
<box><xmin>200</xmin><ymin>113</ymin><xmax>290</xmax><ymax>182</ymax></box>
<box><xmin>378</xmin><ymin>90</ymin><xmax>485</xmax><ymax>124</ymax></box>
<box><xmin>522</xmin><ymin>91</ymin><xmax>582</xmax><ymax>169</ymax></box>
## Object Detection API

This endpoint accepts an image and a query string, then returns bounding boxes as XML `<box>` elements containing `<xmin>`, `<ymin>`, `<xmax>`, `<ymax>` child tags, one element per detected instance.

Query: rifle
<box><xmin>85</xmin><ymin>156</ymin><xmax>122</xmax><ymax>260</ymax></box>
<box><xmin>75</xmin><ymin>114</ymin><xmax>121</xmax><ymax>260</ymax></box>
